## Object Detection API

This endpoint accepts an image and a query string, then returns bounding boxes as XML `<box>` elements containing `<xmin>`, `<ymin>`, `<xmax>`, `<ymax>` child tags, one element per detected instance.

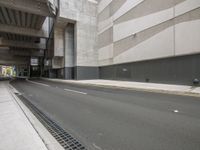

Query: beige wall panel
<box><xmin>114</xmin><ymin>0</ymin><xmax>179</xmax><ymax>24</ymax></box>
<box><xmin>114</xmin><ymin>20</ymin><xmax>174</xmax><ymax>57</ymax></box>
<box><xmin>98</xmin><ymin>27</ymin><xmax>113</xmax><ymax>48</ymax></box>
<box><xmin>98</xmin><ymin>5</ymin><xmax>111</xmax><ymax>23</ymax></box>
<box><xmin>98</xmin><ymin>44</ymin><xmax>113</xmax><ymax>60</ymax></box>
<box><xmin>114</xmin><ymin>27</ymin><xmax>174</xmax><ymax>64</ymax></box>
<box><xmin>174</xmin><ymin>8</ymin><xmax>200</xmax><ymax>55</ymax></box>
<box><xmin>110</xmin><ymin>0</ymin><xmax>126</xmax><ymax>15</ymax></box>
<box><xmin>113</xmin><ymin>8</ymin><xmax>174</xmax><ymax>42</ymax></box>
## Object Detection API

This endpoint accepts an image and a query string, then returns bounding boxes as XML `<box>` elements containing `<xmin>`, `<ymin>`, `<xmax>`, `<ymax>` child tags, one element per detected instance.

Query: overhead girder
<box><xmin>0</xmin><ymin>23</ymin><xmax>49</xmax><ymax>38</ymax></box>
<box><xmin>0</xmin><ymin>0</ymin><xmax>53</xmax><ymax>17</ymax></box>
<box><xmin>0</xmin><ymin>7</ymin><xmax>46</xmax><ymax>29</ymax></box>
<box><xmin>0</xmin><ymin>0</ymin><xmax>57</xmax><ymax>66</ymax></box>
<box><xmin>0</xmin><ymin>38</ymin><xmax>46</xmax><ymax>49</ymax></box>
<box><xmin>0</xmin><ymin>50</ymin><xmax>30</xmax><ymax>65</ymax></box>
<box><xmin>0</xmin><ymin>32</ymin><xmax>40</xmax><ymax>42</ymax></box>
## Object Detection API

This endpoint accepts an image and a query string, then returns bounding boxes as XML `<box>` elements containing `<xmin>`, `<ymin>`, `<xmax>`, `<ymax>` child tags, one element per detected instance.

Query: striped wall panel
<box><xmin>97</xmin><ymin>0</ymin><xmax>200</xmax><ymax>66</ymax></box>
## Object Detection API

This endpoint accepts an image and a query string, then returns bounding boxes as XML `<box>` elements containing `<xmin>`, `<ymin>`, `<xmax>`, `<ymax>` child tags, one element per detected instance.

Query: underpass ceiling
<box><xmin>0</xmin><ymin>6</ymin><xmax>46</xmax><ymax>29</ymax></box>
<box><xmin>0</xmin><ymin>0</ymin><xmax>53</xmax><ymax>65</ymax></box>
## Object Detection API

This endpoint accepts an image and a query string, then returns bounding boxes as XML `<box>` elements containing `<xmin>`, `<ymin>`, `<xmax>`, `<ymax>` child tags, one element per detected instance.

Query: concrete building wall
<box><xmin>64</xmin><ymin>23</ymin><xmax>75</xmax><ymax>79</ymax></box>
<box><xmin>54</xmin><ymin>27</ymin><xmax>64</xmax><ymax>57</ymax></box>
<box><xmin>98</xmin><ymin>0</ymin><xmax>200</xmax><ymax>65</ymax></box>
<box><xmin>59</xmin><ymin>0</ymin><xmax>98</xmax><ymax>67</ymax></box>
<box><xmin>56</xmin><ymin>0</ymin><xmax>99</xmax><ymax>79</ymax></box>
<box><xmin>97</xmin><ymin>0</ymin><xmax>200</xmax><ymax>84</ymax></box>
<box><xmin>64</xmin><ymin>24</ymin><xmax>74</xmax><ymax>68</ymax></box>
<box><xmin>45</xmin><ymin>0</ymin><xmax>200</xmax><ymax>83</ymax></box>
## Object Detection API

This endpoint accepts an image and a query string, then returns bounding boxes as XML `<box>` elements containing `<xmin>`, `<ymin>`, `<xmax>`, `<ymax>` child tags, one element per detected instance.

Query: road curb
<box><xmin>8</xmin><ymin>83</ymin><xmax>64</xmax><ymax>150</ymax></box>
<box><xmin>41</xmin><ymin>78</ymin><xmax>200</xmax><ymax>97</ymax></box>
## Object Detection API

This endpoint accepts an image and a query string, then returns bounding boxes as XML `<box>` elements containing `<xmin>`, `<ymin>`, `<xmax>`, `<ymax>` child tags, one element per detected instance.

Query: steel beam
<box><xmin>0</xmin><ymin>0</ymin><xmax>52</xmax><ymax>17</ymax></box>
<box><xmin>0</xmin><ymin>38</ymin><xmax>46</xmax><ymax>49</ymax></box>
<box><xmin>0</xmin><ymin>23</ymin><xmax>49</xmax><ymax>38</ymax></box>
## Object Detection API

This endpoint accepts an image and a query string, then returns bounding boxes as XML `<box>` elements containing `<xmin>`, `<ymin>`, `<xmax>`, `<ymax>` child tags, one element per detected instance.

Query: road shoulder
<box><xmin>0</xmin><ymin>81</ymin><xmax>47</xmax><ymax>150</ymax></box>
<box><xmin>41</xmin><ymin>78</ymin><xmax>200</xmax><ymax>97</ymax></box>
<box><xmin>8</xmin><ymin>82</ymin><xmax>64</xmax><ymax>150</ymax></box>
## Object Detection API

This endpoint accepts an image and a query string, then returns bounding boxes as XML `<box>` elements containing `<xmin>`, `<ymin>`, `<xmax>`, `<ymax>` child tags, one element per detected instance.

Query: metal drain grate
<box><xmin>16</xmin><ymin>94</ymin><xmax>87</xmax><ymax>150</ymax></box>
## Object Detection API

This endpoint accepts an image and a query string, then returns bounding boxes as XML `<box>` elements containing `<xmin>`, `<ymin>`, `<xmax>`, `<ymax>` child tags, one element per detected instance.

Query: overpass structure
<box><xmin>0</xmin><ymin>0</ymin><xmax>56</xmax><ymax>77</ymax></box>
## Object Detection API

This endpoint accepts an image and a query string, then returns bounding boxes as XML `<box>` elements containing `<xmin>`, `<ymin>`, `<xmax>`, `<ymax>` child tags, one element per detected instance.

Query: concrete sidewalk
<box><xmin>0</xmin><ymin>81</ymin><xmax>48</xmax><ymax>150</ymax></box>
<box><xmin>42</xmin><ymin>78</ymin><xmax>200</xmax><ymax>97</ymax></box>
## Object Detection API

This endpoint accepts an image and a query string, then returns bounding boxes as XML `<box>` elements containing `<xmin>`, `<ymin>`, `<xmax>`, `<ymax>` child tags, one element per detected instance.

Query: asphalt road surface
<box><xmin>11</xmin><ymin>79</ymin><xmax>200</xmax><ymax>150</ymax></box>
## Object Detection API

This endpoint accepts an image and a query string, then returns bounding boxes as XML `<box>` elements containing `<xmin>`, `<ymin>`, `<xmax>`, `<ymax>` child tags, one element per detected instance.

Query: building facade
<box><xmin>97</xmin><ymin>0</ymin><xmax>200</xmax><ymax>84</ymax></box>
<box><xmin>45</xmin><ymin>0</ymin><xmax>200</xmax><ymax>85</ymax></box>
<box><xmin>44</xmin><ymin>0</ymin><xmax>99</xmax><ymax>79</ymax></box>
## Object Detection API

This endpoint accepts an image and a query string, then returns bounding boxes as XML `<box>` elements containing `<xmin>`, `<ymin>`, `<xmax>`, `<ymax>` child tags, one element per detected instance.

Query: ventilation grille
<box><xmin>16</xmin><ymin>94</ymin><xmax>87</xmax><ymax>150</ymax></box>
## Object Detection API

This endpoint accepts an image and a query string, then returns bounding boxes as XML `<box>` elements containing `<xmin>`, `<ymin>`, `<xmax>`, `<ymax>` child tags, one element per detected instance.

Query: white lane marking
<box><xmin>27</xmin><ymin>80</ymin><xmax>50</xmax><ymax>87</ymax></box>
<box><xmin>173</xmin><ymin>110</ymin><xmax>179</xmax><ymax>113</ymax></box>
<box><xmin>98</xmin><ymin>133</ymin><xmax>103</xmax><ymax>136</ymax></box>
<box><xmin>93</xmin><ymin>143</ymin><xmax>102</xmax><ymax>150</ymax></box>
<box><xmin>64</xmin><ymin>88</ymin><xmax>87</xmax><ymax>95</ymax></box>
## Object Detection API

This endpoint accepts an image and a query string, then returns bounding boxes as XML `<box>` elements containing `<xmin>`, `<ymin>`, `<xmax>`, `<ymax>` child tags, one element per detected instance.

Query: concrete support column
<box><xmin>16</xmin><ymin>66</ymin><xmax>19</xmax><ymax>77</ymax></box>
<box><xmin>74</xmin><ymin>22</ymin><xmax>99</xmax><ymax>80</ymax></box>
<box><xmin>64</xmin><ymin>23</ymin><xmax>75</xmax><ymax>79</ymax></box>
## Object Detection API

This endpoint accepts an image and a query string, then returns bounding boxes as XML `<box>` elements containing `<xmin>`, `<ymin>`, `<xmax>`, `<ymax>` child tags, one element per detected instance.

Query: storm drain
<box><xmin>16</xmin><ymin>94</ymin><xmax>87</xmax><ymax>150</ymax></box>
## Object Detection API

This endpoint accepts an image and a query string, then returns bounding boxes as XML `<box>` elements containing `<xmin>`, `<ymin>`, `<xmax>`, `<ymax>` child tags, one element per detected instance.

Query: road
<box><xmin>11</xmin><ymin>79</ymin><xmax>200</xmax><ymax>150</ymax></box>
